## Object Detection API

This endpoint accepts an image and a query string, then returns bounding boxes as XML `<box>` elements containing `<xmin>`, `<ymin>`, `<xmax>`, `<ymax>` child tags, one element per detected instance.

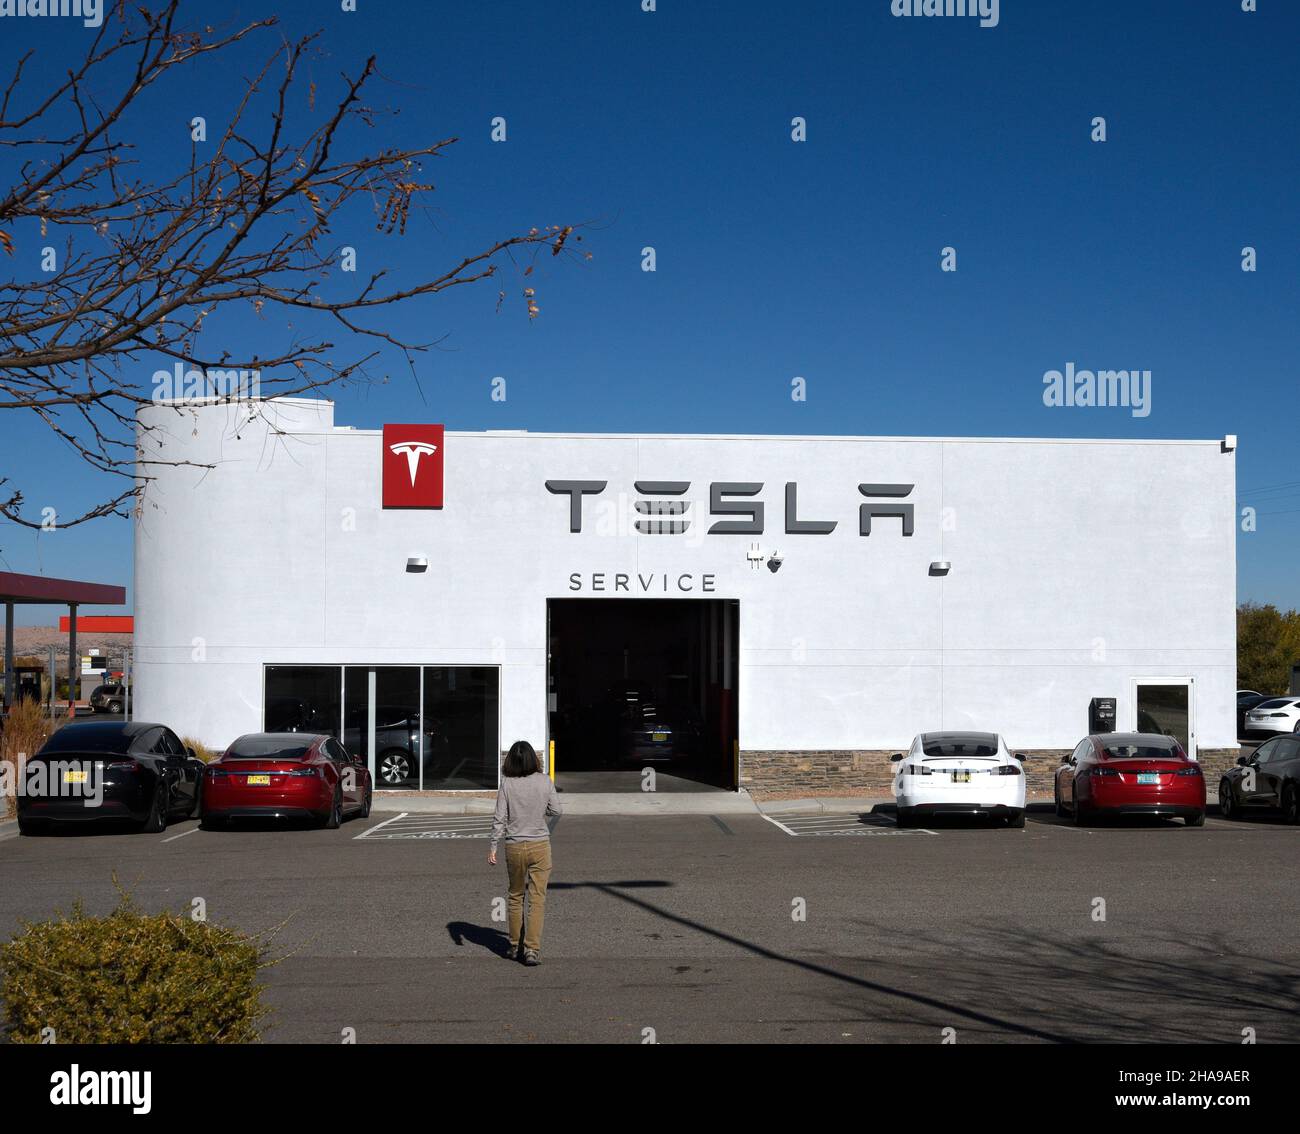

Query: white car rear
<box><xmin>1243</xmin><ymin>698</ymin><xmax>1300</xmax><ymax>736</ymax></box>
<box><xmin>892</xmin><ymin>731</ymin><xmax>1027</xmax><ymax>828</ymax></box>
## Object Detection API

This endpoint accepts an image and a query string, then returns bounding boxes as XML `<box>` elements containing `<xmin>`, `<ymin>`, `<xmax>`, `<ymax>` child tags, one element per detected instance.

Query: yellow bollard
<box><xmin>549</xmin><ymin>738</ymin><xmax>556</xmax><ymax>783</ymax></box>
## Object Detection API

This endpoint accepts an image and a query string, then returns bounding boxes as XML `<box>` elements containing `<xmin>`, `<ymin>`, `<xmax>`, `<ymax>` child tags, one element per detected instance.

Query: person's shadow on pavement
<box><xmin>447</xmin><ymin>921</ymin><xmax>514</xmax><ymax>957</ymax></box>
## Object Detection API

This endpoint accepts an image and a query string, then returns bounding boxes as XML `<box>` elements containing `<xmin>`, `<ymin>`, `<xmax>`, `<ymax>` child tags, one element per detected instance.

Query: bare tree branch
<box><xmin>0</xmin><ymin>0</ymin><xmax>590</xmax><ymax>529</ymax></box>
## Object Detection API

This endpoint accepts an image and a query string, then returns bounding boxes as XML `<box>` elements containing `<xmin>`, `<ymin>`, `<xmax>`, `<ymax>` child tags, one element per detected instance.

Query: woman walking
<box><xmin>487</xmin><ymin>741</ymin><xmax>562</xmax><ymax>965</ymax></box>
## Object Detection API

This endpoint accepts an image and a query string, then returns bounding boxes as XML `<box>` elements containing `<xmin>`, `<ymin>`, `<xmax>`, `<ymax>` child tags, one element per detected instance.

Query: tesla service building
<box><xmin>133</xmin><ymin>398</ymin><xmax>1237</xmax><ymax>794</ymax></box>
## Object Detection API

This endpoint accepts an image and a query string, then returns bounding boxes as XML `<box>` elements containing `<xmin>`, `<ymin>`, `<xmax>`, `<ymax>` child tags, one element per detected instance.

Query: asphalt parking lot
<box><xmin>1</xmin><ymin>804</ymin><xmax>1296</xmax><ymax>1044</ymax></box>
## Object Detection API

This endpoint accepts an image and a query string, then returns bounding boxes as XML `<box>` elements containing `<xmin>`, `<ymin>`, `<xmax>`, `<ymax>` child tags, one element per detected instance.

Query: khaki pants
<box><xmin>505</xmin><ymin>838</ymin><xmax>552</xmax><ymax>953</ymax></box>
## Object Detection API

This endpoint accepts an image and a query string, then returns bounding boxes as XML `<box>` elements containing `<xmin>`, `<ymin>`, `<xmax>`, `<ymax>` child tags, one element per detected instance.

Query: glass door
<box><xmin>344</xmin><ymin>666</ymin><xmax>421</xmax><ymax>789</ymax></box>
<box><xmin>1132</xmin><ymin>679</ymin><xmax>1195</xmax><ymax>758</ymax></box>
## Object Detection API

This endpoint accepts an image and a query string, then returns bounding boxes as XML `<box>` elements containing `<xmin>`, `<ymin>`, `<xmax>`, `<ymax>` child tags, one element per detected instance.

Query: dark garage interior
<box><xmin>547</xmin><ymin>598</ymin><xmax>738</xmax><ymax>792</ymax></box>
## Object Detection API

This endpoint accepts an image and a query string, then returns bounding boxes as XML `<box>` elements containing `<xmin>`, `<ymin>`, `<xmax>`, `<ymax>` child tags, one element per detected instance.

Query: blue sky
<box><xmin>1</xmin><ymin>0</ymin><xmax>1296</xmax><ymax>623</ymax></box>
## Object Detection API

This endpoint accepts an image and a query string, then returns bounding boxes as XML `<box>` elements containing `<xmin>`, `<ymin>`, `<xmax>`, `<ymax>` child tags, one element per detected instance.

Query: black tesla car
<box><xmin>1218</xmin><ymin>734</ymin><xmax>1300</xmax><ymax>823</ymax></box>
<box><xmin>17</xmin><ymin>721</ymin><xmax>206</xmax><ymax>835</ymax></box>
<box><xmin>600</xmin><ymin>682</ymin><xmax>685</xmax><ymax>766</ymax></box>
<box><xmin>1236</xmin><ymin>690</ymin><xmax>1274</xmax><ymax>737</ymax></box>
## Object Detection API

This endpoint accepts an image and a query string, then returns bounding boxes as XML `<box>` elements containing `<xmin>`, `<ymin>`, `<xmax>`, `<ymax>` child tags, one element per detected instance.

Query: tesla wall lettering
<box><xmin>545</xmin><ymin>480</ymin><xmax>915</xmax><ymax>535</ymax></box>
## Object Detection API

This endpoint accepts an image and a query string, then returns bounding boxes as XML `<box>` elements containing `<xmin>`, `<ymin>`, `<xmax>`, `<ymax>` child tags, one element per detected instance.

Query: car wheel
<box><xmin>1054</xmin><ymin>782</ymin><xmax>1067</xmax><ymax>818</ymax></box>
<box><xmin>895</xmin><ymin>808</ymin><xmax>913</xmax><ymax>829</ymax></box>
<box><xmin>323</xmin><ymin>786</ymin><xmax>343</xmax><ymax>830</ymax></box>
<box><xmin>17</xmin><ymin>816</ymin><xmax>41</xmax><ymax>836</ymax></box>
<box><xmin>1184</xmin><ymin>810</ymin><xmax>1205</xmax><ymax>828</ymax></box>
<box><xmin>188</xmin><ymin>780</ymin><xmax>202</xmax><ymax>819</ymax></box>
<box><xmin>141</xmin><ymin>784</ymin><xmax>168</xmax><ymax>833</ymax></box>
<box><xmin>377</xmin><ymin>749</ymin><xmax>413</xmax><ymax>786</ymax></box>
<box><xmin>107</xmin><ymin>700</ymin><xmax>123</xmax><ymax>714</ymax></box>
<box><xmin>200</xmin><ymin>813</ymin><xmax>225</xmax><ymax>831</ymax></box>
<box><xmin>1282</xmin><ymin>783</ymin><xmax>1299</xmax><ymax>825</ymax></box>
<box><xmin>360</xmin><ymin>786</ymin><xmax>372</xmax><ymax>819</ymax></box>
<box><xmin>1006</xmin><ymin>811</ymin><xmax>1026</xmax><ymax>829</ymax></box>
<box><xmin>1218</xmin><ymin>780</ymin><xmax>1237</xmax><ymax>821</ymax></box>
<box><xmin>1071</xmin><ymin>786</ymin><xmax>1087</xmax><ymax>827</ymax></box>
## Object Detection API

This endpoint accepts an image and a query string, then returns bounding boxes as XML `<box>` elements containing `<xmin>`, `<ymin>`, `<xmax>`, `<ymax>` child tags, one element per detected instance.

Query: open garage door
<box><xmin>547</xmin><ymin>598</ymin><xmax>738</xmax><ymax>792</ymax></box>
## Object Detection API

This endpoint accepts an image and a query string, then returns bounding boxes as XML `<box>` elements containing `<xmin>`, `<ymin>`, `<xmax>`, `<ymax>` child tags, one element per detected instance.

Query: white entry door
<box><xmin>1130</xmin><ymin>677</ymin><xmax>1196</xmax><ymax>759</ymax></box>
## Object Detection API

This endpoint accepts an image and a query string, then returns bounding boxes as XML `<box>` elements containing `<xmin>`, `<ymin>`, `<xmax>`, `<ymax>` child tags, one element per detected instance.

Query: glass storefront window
<box><xmin>264</xmin><ymin>666</ymin><xmax>341</xmax><ymax>737</ymax></box>
<box><xmin>423</xmin><ymin>666</ymin><xmax>500</xmax><ymax>789</ymax></box>
<box><xmin>343</xmin><ymin>667</ymin><xmax>371</xmax><ymax>765</ymax></box>
<box><xmin>268</xmin><ymin>664</ymin><xmax>499</xmax><ymax>789</ymax></box>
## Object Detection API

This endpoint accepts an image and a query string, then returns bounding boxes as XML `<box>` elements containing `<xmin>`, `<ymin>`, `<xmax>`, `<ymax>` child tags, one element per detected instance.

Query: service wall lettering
<box><xmin>568</xmin><ymin>572</ymin><xmax>716</xmax><ymax>593</ymax></box>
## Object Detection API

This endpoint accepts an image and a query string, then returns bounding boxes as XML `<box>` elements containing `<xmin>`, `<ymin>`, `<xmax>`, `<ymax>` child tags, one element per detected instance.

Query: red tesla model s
<box><xmin>1055</xmin><ymin>732</ymin><xmax>1205</xmax><ymax>826</ymax></box>
<box><xmin>201</xmin><ymin>733</ymin><xmax>372</xmax><ymax>829</ymax></box>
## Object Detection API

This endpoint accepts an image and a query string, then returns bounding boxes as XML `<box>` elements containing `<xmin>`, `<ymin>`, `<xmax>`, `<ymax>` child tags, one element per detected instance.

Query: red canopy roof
<box><xmin>0</xmin><ymin>571</ymin><xmax>126</xmax><ymax>606</ymax></box>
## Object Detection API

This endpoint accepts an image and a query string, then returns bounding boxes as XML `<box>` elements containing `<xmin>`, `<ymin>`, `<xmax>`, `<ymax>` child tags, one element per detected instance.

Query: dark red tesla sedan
<box><xmin>1054</xmin><ymin>732</ymin><xmax>1205</xmax><ymax>826</ymax></box>
<box><xmin>201</xmin><ymin>733</ymin><xmax>372</xmax><ymax>829</ymax></box>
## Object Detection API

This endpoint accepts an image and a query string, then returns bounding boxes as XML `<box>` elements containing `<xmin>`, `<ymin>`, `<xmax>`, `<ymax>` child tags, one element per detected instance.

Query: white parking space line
<box><xmin>162</xmin><ymin>826</ymin><xmax>199</xmax><ymax>844</ymax></box>
<box><xmin>355</xmin><ymin>812</ymin><xmax>494</xmax><ymax>840</ymax></box>
<box><xmin>1202</xmin><ymin>817</ymin><xmax>1297</xmax><ymax>831</ymax></box>
<box><xmin>761</xmin><ymin>813</ymin><xmax>799</xmax><ymax>836</ymax></box>
<box><xmin>377</xmin><ymin>817</ymin><xmax>492</xmax><ymax>831</ymax></box>
<box><xmin>353</xmin><ymin>811</ymin><xmax>408</xmax><ymax>839</ymax></box>
<box><xmin>762</xmin><ymin>812</ymin><xmax>935</xmax><ymax>837</ymax></box>
<box><xmin>786</xmin><ymin>817</ymin><xmax>872</xmax><ymax>831</ymax></box>
<box><xmin>1027</xmin><ymin>814</ymin><xmax>1085</xmax><ymax>831</ymax></box>
<box><xmin>1026</xmin><ymin>813</ymin><xmax>1297</xmax><ymax>833</ymax></box>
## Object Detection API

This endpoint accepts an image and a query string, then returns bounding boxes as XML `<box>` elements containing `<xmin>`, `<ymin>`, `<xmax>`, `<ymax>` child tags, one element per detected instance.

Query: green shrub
<box><xmin>0</xmin><ymin>891</ymin><xmax>269</xmax><ymax>1043</ymax></box>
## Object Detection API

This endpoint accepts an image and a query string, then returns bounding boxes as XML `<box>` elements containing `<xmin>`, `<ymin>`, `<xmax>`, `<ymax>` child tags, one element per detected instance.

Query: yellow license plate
<box><xmin>63</xmin><ymin>770</ymin><xmax>88</xmax><ymax>784</ymax></box>
<box><xmin>951</xmin><ymin>771</ymin><xmax>970</xmax><ymax>783</ymax></box>
<box><xmin>652</xmin><ymin>732</ymin><xmax>668</xmax><ymax>742</ymax></box>
<box><xmin>246</xmin><ymin>775</ymin><xmax>271</xmax><ymax>786</ymax></box>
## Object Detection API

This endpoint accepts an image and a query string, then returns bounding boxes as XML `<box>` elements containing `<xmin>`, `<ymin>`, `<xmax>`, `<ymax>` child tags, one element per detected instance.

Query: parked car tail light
<box><xmin>1092</xmin><ymin>766</ymin><xmax>1120</xmax><ymax>777</ymax></box>
<box><xmin>905</xmin><ymin>763</ymin><xmax>931</xmax><ymax>775</ymax></box>
<box><xmin>1174</xmin><ymin>766</ymin><xmax>1202</xmax><ymax>776</ymax></box>
<box><xmin>994</xmin><ymin>764</ymin><xmax>1022</xmax><ymax>776</ymax></box>
<box><xmin>282</xmin><ymin>768</ymin><xmax>320</xmax><ymax>778</ymax></box>
<box><xmin>105</xmin><ymin>759</ymin><xmax>138</xmax><ymax>771</ymax></box>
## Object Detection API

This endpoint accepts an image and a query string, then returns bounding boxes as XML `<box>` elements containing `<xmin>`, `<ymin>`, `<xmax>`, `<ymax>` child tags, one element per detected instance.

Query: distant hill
<box><xmin>3</xmin><ymin>626</ymin><xmax>133</xmax><ymax>667</ymax></box>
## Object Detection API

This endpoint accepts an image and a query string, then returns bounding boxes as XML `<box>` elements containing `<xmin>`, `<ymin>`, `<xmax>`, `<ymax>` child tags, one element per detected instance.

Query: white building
<box><xmin>133</xmin><ymin>399</ymin><xmax>1237</xmax><ymax>794</ymax></box>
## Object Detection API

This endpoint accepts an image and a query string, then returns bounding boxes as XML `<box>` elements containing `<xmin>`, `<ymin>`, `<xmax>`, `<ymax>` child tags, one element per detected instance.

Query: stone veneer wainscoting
<box><xmin>740</xmin><ymin>748</ymin><xmax>1242</xmax><ymax>797</ymax></box>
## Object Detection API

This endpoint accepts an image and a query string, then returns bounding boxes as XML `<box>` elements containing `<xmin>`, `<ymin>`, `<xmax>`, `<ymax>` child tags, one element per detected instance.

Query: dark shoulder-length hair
<box><xmin>502</xmin><ymin>740</ymin><xmax>540</xmax><ymax>778</ymax></box>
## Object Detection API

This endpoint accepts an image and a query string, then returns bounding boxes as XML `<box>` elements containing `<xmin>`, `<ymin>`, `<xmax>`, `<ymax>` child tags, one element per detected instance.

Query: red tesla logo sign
<box><xmin>382</xmin><ymin>424</ymin><xmax>444</xmax><ymax>508</ymax></box>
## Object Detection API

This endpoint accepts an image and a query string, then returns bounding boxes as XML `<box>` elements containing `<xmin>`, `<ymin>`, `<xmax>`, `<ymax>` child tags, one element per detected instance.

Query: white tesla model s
<box><xmin>1242</xmin><ymin>697</ymin><xmax>1300</xmax><ymax>737</ymax></box>
<box><xmin>891</xmin><ymin>732</ymin><xmax>1027</xmax><ymax>828</ymax></box>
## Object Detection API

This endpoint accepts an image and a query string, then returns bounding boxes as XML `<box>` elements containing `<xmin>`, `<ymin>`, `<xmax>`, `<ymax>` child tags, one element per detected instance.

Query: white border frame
<box><xmin>1129</xmin><ymin>675</ymin><xmax>1196</xmax><ymax>759</ymax></box>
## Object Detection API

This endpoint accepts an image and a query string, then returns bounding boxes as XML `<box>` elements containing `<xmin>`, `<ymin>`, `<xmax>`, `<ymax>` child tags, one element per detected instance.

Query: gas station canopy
<box><xmin>1</xmin><ymin>571</ymin><xmax>127</xmax><ymax>711</ymax></box>
<box><xmin>0</xmin><ymin>572</ymin><xmax>126</xmax><ymax>606</ymax></box>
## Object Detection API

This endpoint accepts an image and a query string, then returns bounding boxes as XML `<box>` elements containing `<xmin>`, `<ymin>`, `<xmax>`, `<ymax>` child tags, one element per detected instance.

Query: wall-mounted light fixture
<box><xmin>1222</xmin><ymin>435</ymin><xmax>1237</xmax><ymax>453</ymax></box>
<box><xmin>929</xmin><ymin>560</ymin><xmax>951</xmax><ymax>576</ymax></box>
<box><xmin>406</xmin><ymin>556</ymin><xmax>428</xmax><ymax>573</ymax></box>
